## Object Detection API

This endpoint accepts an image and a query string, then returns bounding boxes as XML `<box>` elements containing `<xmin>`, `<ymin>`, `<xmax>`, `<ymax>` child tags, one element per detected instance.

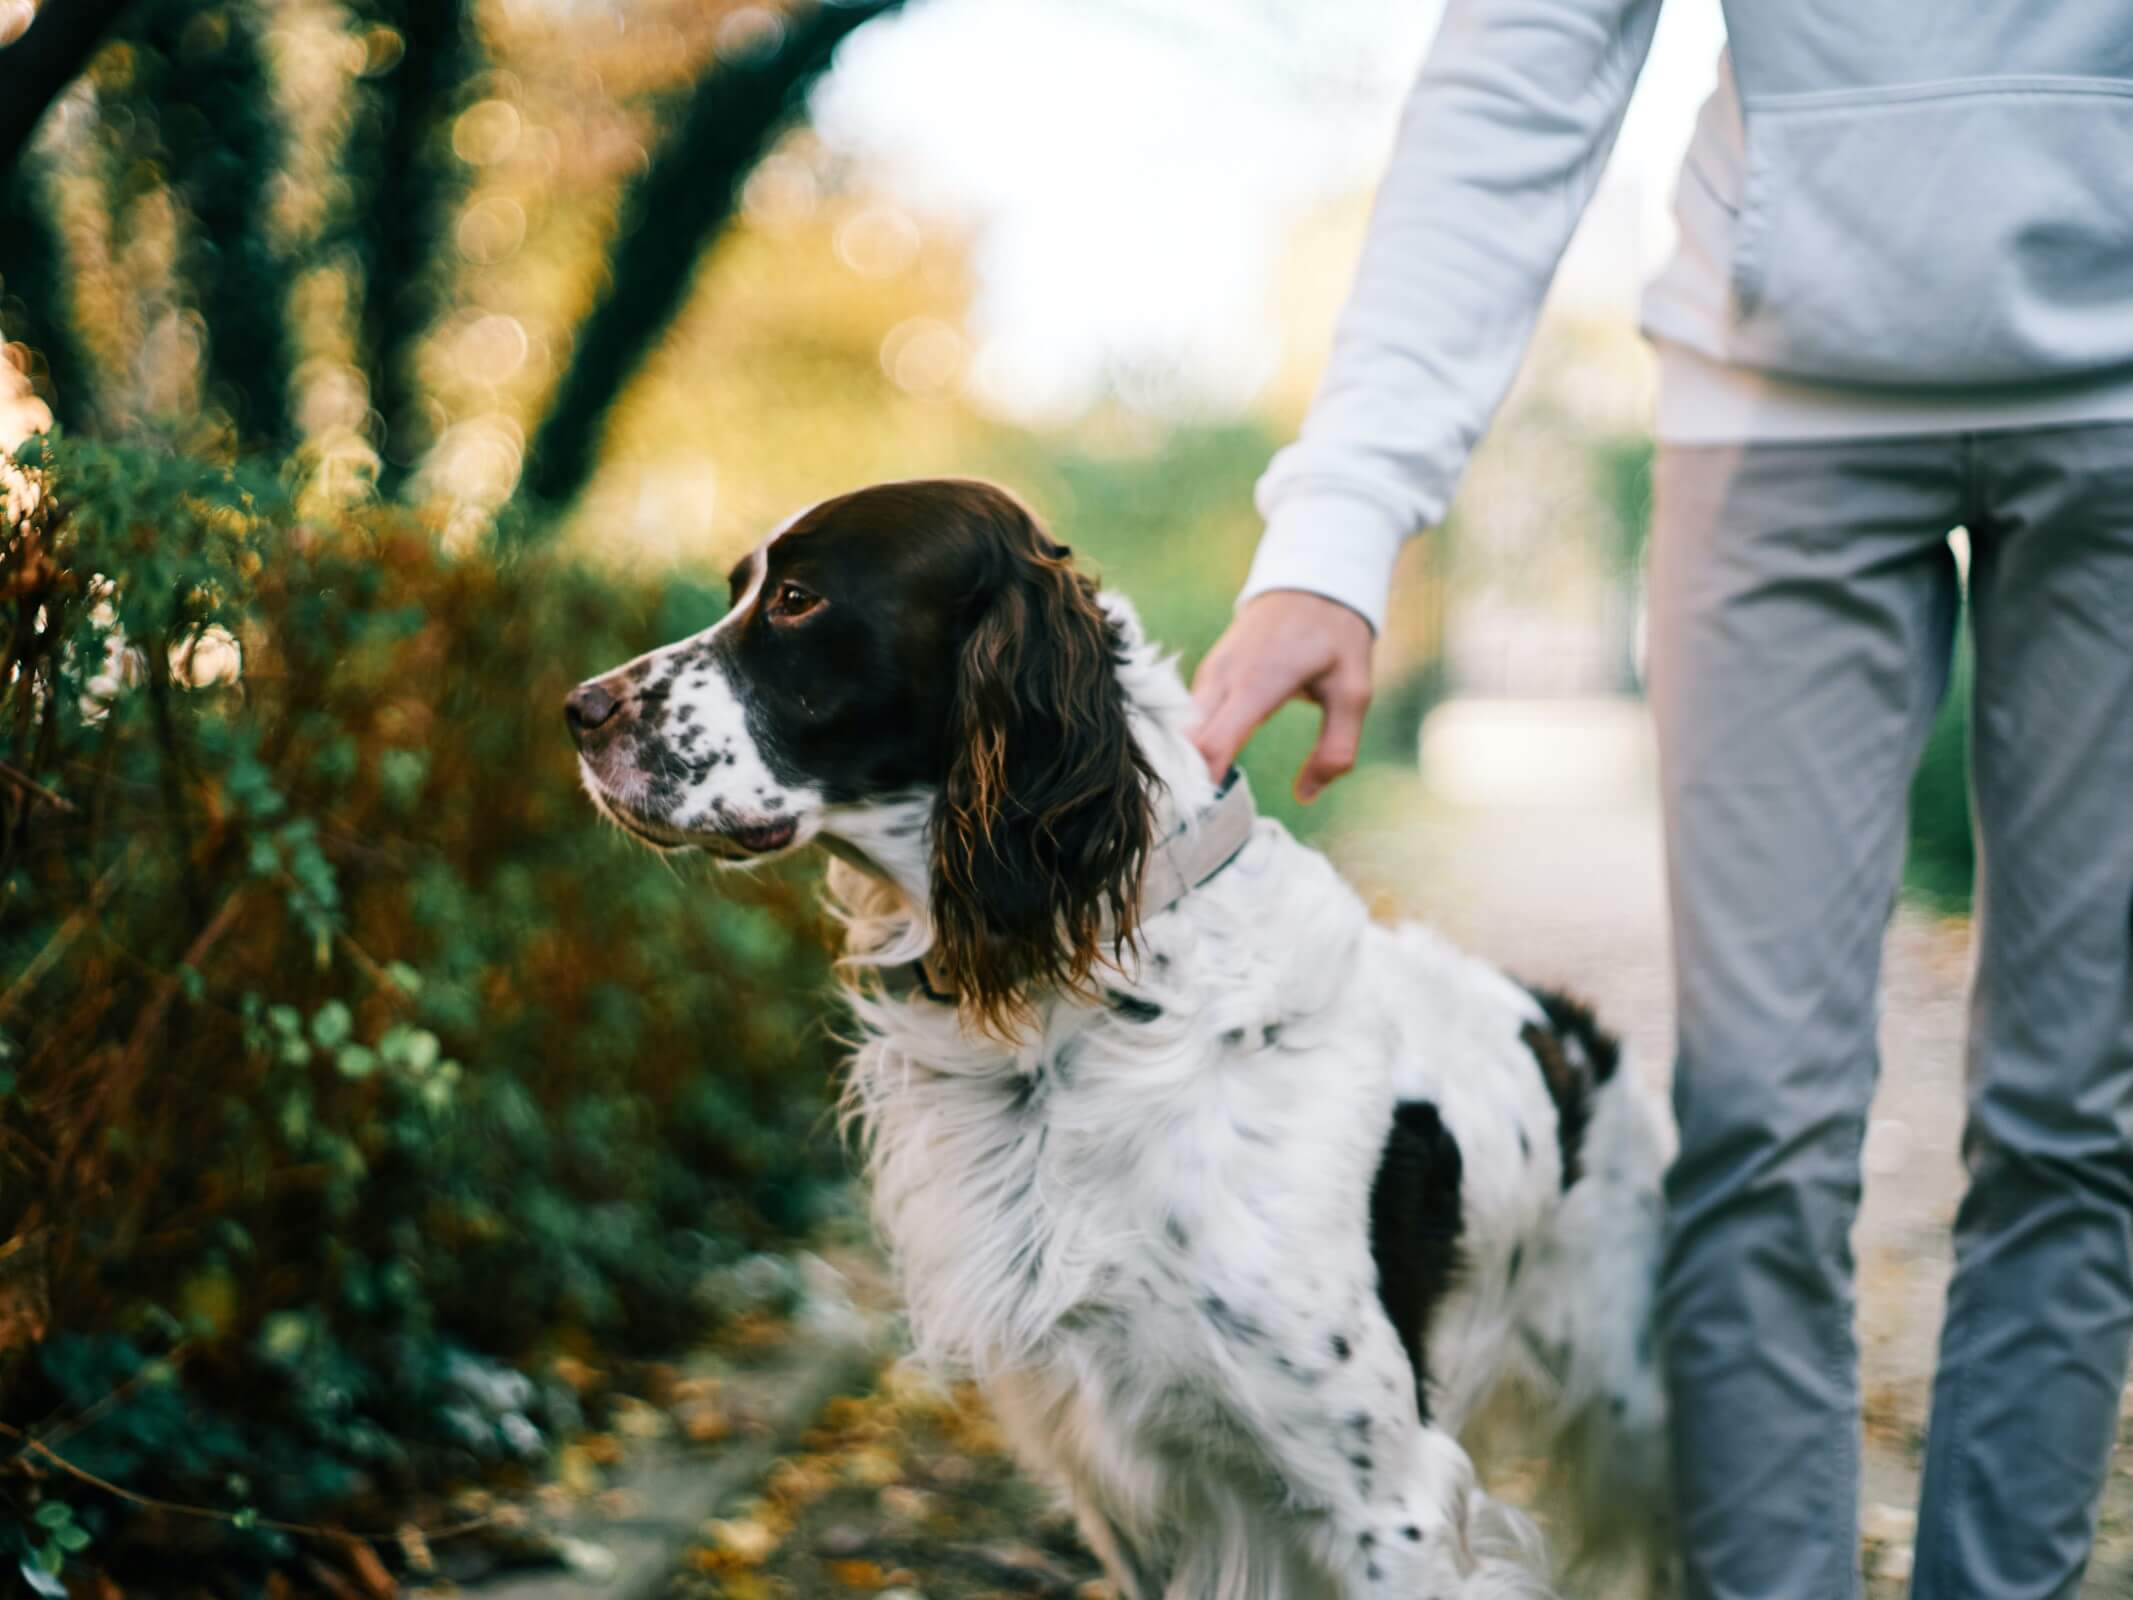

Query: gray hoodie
<box><xmin>1246</xmin><ymin>0</ymin><xmax>2133</xmax><ymax>631</ymax></box>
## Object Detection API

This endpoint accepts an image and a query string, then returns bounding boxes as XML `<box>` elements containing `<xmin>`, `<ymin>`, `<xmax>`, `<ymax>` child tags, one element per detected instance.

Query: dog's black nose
<box><xmin>565</xmin><ymin>682</ymin><xmax>621</xmax><ymax>741</ymax></box>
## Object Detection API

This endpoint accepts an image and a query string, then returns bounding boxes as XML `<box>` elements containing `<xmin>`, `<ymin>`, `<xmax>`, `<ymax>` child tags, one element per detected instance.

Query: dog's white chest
<box><xmin>852</xmin><ymin>985</ymin><xmax>1401</xmax><ymax>1383</ymax></box>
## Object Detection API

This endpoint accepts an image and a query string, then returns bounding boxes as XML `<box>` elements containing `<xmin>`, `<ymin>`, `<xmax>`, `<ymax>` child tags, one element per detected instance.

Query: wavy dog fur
<box><xmin>929</xmin><ymin>501</ymin><xmax>1153</xmax><ymax>1033</ymax></box>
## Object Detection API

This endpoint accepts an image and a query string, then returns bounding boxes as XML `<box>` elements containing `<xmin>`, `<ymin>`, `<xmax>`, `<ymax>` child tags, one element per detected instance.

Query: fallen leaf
<box><xmin>579</xmin><ymin>1431</ymin><xmax>625</xmax><ymax>1465</ymax></box>
<box><xmin>613</xmin><ymin>1396</ymin><xmax>670</xmax><ymax>1439</ymax></box>
<box><xmin>397</xmin><ymin>1522</ymin><xmax>434</xmax><ymax>1574</ymax></box>
<box><xmin>555</xmin><ymin>1444</ymin><xmax>604</xmax><ymax>1495</ymax></box>
<box><xmin>705</xmin><ymin>1516</ymin><xmax>782</xmax><ymax>1566</ymax></box>
<box><xmin>879</xmin><ymin>1485</ymin><xmax>936</xmax><ymax>1524</ymax></box>
<box><xmin>841</xmin><ymin>1446</ymin><xmax>903</xmax><ymax>1488</ymax></box>
<box><xmin>680</xmin><ymin>1400</ymin><xmax>732</xmax><ymax>1443</ymax></box>
<box><xmin>551</xmin><ymin>1355</ymin><xmax>600</xmax><ymax>1392</ymax></box>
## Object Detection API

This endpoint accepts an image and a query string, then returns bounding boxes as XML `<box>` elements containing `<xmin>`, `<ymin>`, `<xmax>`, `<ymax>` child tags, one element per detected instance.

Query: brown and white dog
<box><xmin>568</xmin><ymin>480</ymin><xmax>1673</xmax><ymax>1599</ymax></box>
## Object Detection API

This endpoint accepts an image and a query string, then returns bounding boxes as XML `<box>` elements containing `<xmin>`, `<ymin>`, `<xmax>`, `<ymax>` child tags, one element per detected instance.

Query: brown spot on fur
<box><xmin>1518</xmin><ymin>984</ymin><xmax>1620</xmax><ymax>1189</ymax></box>
<box><xmin>928</xmin><ymin>489</ymin><xmax>1154</xmax><ymax>1036</ymax></box>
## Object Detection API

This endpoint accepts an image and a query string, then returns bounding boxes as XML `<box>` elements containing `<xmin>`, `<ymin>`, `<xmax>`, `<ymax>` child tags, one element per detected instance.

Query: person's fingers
<box><xmin>1188</xmin><ymin>642</ymin><xmax>1232</xmax><ymax>718</ymax></box>
<box><xmin>1187</xmin><ymin>682</ymin><xmax>1232</xmax><ymax>773</ymax></box>
<box><xmin>1190</xmin><ymin>690</ymin><xmax>1258</xmax><ymax>780</ymax></box>
<box><xmin>1297</xmin><ymin>672</ymin><xmax>1369</xmax><ymax>802</ymax></box>
<box><xmin>1193</xmin><ymin>668</ymin><xmax>1292</xmax><ymax>779</ymax></box>
<box><xmin>1186</xmin><ymin>646</ymin><xmax>1235</xmax><ymax>774</ymax></box>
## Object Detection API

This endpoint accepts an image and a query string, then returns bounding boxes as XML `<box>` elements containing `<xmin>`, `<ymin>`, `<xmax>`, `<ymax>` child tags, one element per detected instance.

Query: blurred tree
<box><xmin>0</xmin><ymin>0</ymin><xmax>132</xmax><ymax>431</ymax></box>
<box><xmin>128</xmin><ymin>0</ymin><xmax>295</xmax><ymax>449</ymax></box>
<box><xmin>0</xmin><ymin>0</ymin><xmax>912</xmax><ymax>518</ymax></box>
<box><xmin>0</xmin><ymin>163</ymin><xmax>92</xmax><ymax>431</ymax></box>
<box><xmin>345</xmin><ymin>0</ymin><xmax>479</xmax><ymax>495</ymax></box>
<box><xmin>519</xmin><ymin>0</ymin><xmax>904</xmax><ymax>516</ymax></box>
<box><xmin>0</xmin><ymin>0</ymin><xmax>132</xmax><ymax>175</ymax></box>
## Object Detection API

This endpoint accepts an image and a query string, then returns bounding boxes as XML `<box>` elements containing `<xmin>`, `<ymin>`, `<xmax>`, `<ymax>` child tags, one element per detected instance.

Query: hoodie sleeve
<box><xmin>1242</xmin><ymin>0</ymin><xmax>1665</xmax><ymax>633</ymax></box>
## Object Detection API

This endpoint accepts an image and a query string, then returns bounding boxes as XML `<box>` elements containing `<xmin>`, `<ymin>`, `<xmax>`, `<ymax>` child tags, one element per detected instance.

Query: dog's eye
<box><xmin>767</xmin><ymin>581</ymin><xmax>823</xmax><ymax>624</ymax></box>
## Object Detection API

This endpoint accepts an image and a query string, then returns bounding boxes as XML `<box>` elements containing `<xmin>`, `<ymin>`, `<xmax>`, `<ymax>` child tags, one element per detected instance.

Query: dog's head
<box><xmin>568</xmin><ymin>479</ymin><xmax>1154</xmax><ymax>1027</ymax></box>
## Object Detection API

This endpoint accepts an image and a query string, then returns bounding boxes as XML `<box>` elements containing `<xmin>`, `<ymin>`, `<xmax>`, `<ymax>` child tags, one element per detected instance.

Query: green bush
<box><xmin>0</xmin><ymin>436</ymin><xmax>841</xmax><ymax>1590</ymax></box>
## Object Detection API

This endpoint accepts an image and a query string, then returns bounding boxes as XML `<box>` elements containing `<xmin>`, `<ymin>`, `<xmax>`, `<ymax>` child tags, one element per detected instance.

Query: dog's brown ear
<box><xmin>929</xmin><ymin>504</ymin><xmax>1154</xmax><ymax>1035</ymax></box>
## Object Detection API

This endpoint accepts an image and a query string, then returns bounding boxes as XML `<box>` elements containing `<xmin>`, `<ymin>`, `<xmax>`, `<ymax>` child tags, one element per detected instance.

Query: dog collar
<box><xmin>883</xmin><ymin>767</ymin><xmax>1259</xmax><ymax>1004</ymax></box>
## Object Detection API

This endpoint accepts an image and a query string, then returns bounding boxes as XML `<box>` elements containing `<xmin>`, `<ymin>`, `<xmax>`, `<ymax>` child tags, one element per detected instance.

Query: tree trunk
<box><xmin>0</xmin><ymin>162</ymin><xmax>95</xmax><ymax>431</ymax></box>
<box><xmin>347</xmin><ymin>0</ymin><xmax>477</xmax><ymax>498</ymax></box>
<box><xmin>135</xmin><ymin>0</ymin><xmax>294</xmax><ymax>450</ymax></box>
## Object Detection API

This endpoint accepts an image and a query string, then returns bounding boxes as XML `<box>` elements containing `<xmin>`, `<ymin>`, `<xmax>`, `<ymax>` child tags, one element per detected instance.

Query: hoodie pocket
<box><xmin>1728</xmin><ymin>78</ymin><xmax>2133</xmax><ymax>386</ymax></box>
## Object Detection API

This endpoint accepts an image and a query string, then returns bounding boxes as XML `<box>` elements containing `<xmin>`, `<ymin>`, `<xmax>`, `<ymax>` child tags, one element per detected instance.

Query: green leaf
<box><xmin>379</xmin><ymin>748</ymin><xmax>430</xmax><ymax>809</ymax></box>
<box><xmin>335</xmin><ymin>1044</ymin><xmax>377</xmax><ymax>1080</ymax></box>
<box><xmin>32</xmin><ymin>1503</ymin><xmax>72</xmax><ymax>1530</ymax></box>
<box><xmin>310</xmin><ymin>1000</ymin><xmax>353</xmax><ymax>1048</ymax></box>
<box><xmin>260</xmin><ymin>1310</ymin><xmax>309</xmax><ymax>1360</ymax></box>
<box><xmin>381</xmin><ymin>1025</ymin><xmax>441</xmax><ymax>1073</ymax></box>
<box><xmin>52</xmin><ymin>1527</ymin><xmax>89</xmax><ymax>1554</ymax></box>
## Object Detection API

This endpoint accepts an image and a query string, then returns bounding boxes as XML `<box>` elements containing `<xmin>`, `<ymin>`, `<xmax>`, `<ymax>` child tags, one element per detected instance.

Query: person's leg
<box><xmin>1649</xmin><ymin>438</ymin><xmax>1964</xmax><ymax>1600</ymax></box>
<box><xmin>1913</xmin><ymin>424</ymin><xmax>2133</xmax><ymax>1600</ymax></box>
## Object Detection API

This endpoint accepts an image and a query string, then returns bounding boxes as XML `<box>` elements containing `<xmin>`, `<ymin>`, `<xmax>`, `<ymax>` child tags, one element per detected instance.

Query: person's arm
<box><xmin>1195</xmin><ymin>0</ymin><xmax>1663</xmax><ymax>795</ymax></box>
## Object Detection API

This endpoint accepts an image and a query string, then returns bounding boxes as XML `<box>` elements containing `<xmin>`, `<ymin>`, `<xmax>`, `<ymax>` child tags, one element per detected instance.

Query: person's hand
<box><xmin>1190</xmin><ymin>590</ymin><xmax>1375</xmax><ymax>803</ymax></box>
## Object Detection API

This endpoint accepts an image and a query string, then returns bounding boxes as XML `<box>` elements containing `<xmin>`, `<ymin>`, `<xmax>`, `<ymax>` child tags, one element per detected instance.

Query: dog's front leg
<box><xmin>984</xmin><ymin>1365</ymin><xmax>1173</xmax><ymax>1600</ymax></box>
<box><xmin>1241</xmin><ymin>1312</ymin><xmax>1557</xmax><ymax>1599</ymax></box>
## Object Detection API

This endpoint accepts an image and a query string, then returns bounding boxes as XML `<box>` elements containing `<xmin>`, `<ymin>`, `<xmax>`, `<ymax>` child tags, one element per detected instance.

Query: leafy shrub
<box><xmin>0</xmin><ymin>436</ymin><xmax>842</xmax><ymax>1590</ymax></box>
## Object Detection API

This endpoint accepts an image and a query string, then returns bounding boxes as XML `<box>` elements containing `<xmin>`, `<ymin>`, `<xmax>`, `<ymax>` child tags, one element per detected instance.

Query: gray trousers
<box><xmin>1650</xmin><ymin>426</ymin><xmax>2133</xmax><ymax>1600</ymax></box>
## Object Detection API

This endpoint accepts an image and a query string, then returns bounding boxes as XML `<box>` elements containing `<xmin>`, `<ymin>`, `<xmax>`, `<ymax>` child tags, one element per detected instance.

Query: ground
<box><xmin>670</xmin><ymin>1366</ymin><xmax>1107</xmax><ymax>1600</ymax></box>
<box><xmin>654</xmin><ymin>697</ymin><xmax>2133</xmax><ymax>1598</ymax></box>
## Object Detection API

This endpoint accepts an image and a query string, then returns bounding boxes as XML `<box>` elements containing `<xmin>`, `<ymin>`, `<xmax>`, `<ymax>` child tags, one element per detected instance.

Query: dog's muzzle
<box><xmin>564</xmin><ymin>680</ymin><xmax>622</xmax><ymax>744</ymax></box>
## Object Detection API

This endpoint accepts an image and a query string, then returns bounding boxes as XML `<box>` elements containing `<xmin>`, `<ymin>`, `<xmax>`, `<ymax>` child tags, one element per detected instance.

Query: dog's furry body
<box><xmin>568</xmin><ymin>484</ymin><xmax>1672</xmax><ymax>1598</ymax></box>
<box><xmin>829</xmin><ymin>607</ymin><xmax>1670</xmax><ymax>1598</ymax></box>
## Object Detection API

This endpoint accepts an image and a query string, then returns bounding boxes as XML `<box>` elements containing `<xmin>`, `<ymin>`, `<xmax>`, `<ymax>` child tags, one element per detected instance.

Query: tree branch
<box><xmin>347</xmin><ymin>0</ymin><xmax>477</xmax><ymax>497</ymax></box>
<box><xmin>515</xmin><ymin>0</ymin><xmax>906</xmax><ymax>521</ymax></box>
<box><xmin>0</xmin><ymin>0</ymin><xmax>136</xmax><ymax>181</ymax></box>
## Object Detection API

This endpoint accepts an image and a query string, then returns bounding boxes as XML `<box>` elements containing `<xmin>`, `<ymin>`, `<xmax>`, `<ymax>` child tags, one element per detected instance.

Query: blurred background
<box><xmin>0</xmin><ymin>0</ymin><xmax>2004</xmax><ymax>1594</ymax></box>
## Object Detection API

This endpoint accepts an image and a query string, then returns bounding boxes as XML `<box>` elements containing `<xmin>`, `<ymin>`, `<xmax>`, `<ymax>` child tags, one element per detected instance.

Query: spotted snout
<box><xmin>566</xmin><ymin>643</ymin><xmax>816</xmax><ymax>860</ymax></box>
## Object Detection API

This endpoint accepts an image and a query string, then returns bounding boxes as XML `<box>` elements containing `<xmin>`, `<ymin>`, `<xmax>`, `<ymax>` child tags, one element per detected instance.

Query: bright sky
<box><xmin>814</xmin><ymin>0</ymin><xmax>1727</xmax><ymax>420</ymax></box>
